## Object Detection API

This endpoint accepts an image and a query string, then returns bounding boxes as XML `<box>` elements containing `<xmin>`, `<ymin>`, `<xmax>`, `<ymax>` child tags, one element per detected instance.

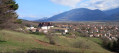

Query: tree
<box><xmin>0</xmin><ymin>0</ymin><xmax>19</xmax><ymax>29</ymax></box>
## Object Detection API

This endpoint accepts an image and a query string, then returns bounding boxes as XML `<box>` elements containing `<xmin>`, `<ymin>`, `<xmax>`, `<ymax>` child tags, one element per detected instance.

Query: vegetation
<box><xmin>31</xmin><ymin>32</ymin><xmax>45</xmax><ymax>35</ymax></box>
<box><xmin>0</xmin><ymin>0</ymin><xmax>21</xmax><ymax>29</ymax></box>
<box><xmin>102</xmin><ymin>37</ymin><xmax>119</xmax><ymax>52</ymax></box>
<box><xmin>15</xmin><ymin>19</ymin><xmax>22</xmax><ymax>24</ymax></box>
<box><xmin>0</xmin><ymin>0</ymin><xmax>117</xmax><ymax>53</ymax></box>
<box><xmin>46</xmin><ymin>33</ymin><xmax>56</xmax><ymax>45</ymax></box>
<box><xmin>84</xmin><ymin>37</ymin><xmax>103</xmax><ymax>45</ymax></box>
<box><xmin>0</xmin><ymin>30</ymin><xmax>111</xmax><ymax>53</ymax></box>
<box><xmin>72</xmin><ymin>40</ymin><xmax>91</xmax><ymax>49</ymax></box>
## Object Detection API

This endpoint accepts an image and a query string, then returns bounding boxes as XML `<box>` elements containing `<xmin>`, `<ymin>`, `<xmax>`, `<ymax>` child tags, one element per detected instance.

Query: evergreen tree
<box><xmin>0</xmin><ymin>0</ymin><xmax>20</xmax><ymax>29</ymax></box>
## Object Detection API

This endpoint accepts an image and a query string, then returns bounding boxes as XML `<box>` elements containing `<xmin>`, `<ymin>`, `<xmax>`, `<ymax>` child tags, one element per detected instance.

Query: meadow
<box><xmin>0</xmin><ymin>30</ymin><xmax>111</xmax><ymax>53</ymax></box>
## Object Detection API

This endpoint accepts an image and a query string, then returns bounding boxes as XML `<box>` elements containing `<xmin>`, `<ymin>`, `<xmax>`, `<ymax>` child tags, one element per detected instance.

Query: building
<box><xmin>52</xmin><ymin>27</ymin><xmax>68</xmax><ymax>34</ymax></box>
<box><xmin>37</xmin><ymin>22</ymin><xmax>54</xmax><ymax>33</ymax></box>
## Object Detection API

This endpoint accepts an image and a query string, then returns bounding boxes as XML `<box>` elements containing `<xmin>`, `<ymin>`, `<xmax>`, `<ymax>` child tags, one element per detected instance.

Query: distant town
<box><xmin>25</xmin><ymin>22</ymin><xmax>119</xmax><ymax>41</ymax></box>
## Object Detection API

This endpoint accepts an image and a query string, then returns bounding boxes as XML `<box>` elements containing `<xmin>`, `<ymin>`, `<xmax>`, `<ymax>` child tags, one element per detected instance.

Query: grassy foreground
<box><xmin>0</xmin><ymin>30</ymin><xmax>111</xmax><ymax>53</ymax></box>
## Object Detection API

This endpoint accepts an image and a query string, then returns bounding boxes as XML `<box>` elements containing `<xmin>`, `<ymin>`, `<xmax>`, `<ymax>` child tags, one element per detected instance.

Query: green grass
<box><xmin>0</xmin><ymin>30</ymin><xmax>111</xmax><ymax>53</ymax></box>
<box><xmin>54</xmin><ymin>36</ymin><xmax>106</xmax><ymax>51</ymax></box>
<box><xmin>83</xmin><ymin>37</ymin><xmax>103</xmax><ymax>45</ymax></box>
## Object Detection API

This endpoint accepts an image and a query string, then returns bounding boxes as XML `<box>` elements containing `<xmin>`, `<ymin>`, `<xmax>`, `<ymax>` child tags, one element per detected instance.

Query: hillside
<box><xmin>0</xmin><ymin>30</ymin><xmax>111</xmax><ymax>53</ymax></box>
<box><xmin>104</xmin><ymin>8</ymin><xmax>119</xmax><ymax>15</ymax></box>
<box><xmin>104</xmin><ymin>7</ymin><xmax>119</xmax><ymax>20</ymax></box>
<box><xmin>37</xmin><ymin>8</ymin><xmax>119</xmax><ymax>22</ymax></box>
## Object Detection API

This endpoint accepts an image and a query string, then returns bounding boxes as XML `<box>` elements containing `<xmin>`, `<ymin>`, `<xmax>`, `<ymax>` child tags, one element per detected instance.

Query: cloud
<box><xmin>79</xmin><ymin>0</ymin><xmax>119</xmax><ymax>10</ymax></box>
<box><xmin>50</xmin><ymin>0</ymin><xmax>82</xmax><ymax>8</ymax></box>
<box><xmin>50</xmin><ymin>0</ymin><xmax>119</xmax><ymax>10</ymax></box>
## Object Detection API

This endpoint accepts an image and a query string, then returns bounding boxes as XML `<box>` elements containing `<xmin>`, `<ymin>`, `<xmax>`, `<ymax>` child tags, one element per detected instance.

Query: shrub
<box><xmin>15</xmin><ymin>19</ymin><xmax>22</xmax><ymax>24</ymax></box>
<box><xmin>46</xmin><ymin>33</ymin><xmax>56</xmax><ymax>45</ymax></box>
<box><xmin>72</xmin><ymin>40</ymin><xmax>91</xmax><ymax>49</ymax></box>
<box><xmin>102</xmin><ymin>37</ymin><xmax>119</xmax><ymax>51</ymax></box>
<box><xmin>31</xmin><ymin>32</ymin><xmax>45</xmax><ymax>35</ymax></box>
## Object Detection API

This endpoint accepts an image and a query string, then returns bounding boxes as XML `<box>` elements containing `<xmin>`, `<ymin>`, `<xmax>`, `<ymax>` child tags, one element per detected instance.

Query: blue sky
<box><xmin>16</xmin><ymin>0</ymin><xmax>119</xmax><ymax>20</ymax></box>
<box><xmin>16</xmin><ymin>0</ymin><xmax>71</xmax><ymax>20</ymax></box>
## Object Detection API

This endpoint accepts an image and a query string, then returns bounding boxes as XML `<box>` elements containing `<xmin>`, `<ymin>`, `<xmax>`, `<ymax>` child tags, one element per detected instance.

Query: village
<box><xmin>25</xmin><ymin>22</ymin><xmax>119</xmax><ymax>41</ymax></box>
<box><xmin>1</xmin><ymin>0</ymin><xmax>119</xmax><ymax>53</ymax></box>
<box><xmin>25</xmin><ymin>22</ymin><xmax>68</xmax><ymax>35</ymax></box>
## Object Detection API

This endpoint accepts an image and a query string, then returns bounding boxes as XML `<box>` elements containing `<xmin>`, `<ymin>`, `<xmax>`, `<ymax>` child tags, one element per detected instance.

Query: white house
<box><xmin>38</xmin><ymin>22</ymin><xmax>54</xmax><ymax>33</ymax></box>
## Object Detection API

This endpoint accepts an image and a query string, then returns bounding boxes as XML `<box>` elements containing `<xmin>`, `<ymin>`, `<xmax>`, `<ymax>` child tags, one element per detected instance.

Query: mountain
<box><xmin>35</xmin><ymin>17</ymin><xmax>48</xmax><ymax>22</ymax></box>
<box><xmin>19</xmin><ymin>17</ymin><xmax>39</xmax><ymax>21</ymax></box>
<box><xmin>37</xmin><ymin>8</ymin><xmax>119</xmax><ymax>22</ymax></box>
<box><xmin>111</xmin><ymin>12</ymin><xmax>119</xmax><ymax>18</ymax></box>
<box><xmin>104</xmin><ymin>8</ymin><xmax>119</xmax><ymax>15</ymax></box>
<box><xmin>104</xmin><ymin>8</ymin><xmax>119</xmax><ymax>20</ymax></box>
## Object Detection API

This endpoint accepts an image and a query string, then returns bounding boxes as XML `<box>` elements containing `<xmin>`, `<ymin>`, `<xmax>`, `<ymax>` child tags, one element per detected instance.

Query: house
<box><xmin>37</xmin><ymin>22</ymin><xmax>54</xmax><ymax>33</ymax></box>
<box><xmin>52</xmin><ymin>27</ymin><xmax>68</xmax><ymax>34</ymax></box>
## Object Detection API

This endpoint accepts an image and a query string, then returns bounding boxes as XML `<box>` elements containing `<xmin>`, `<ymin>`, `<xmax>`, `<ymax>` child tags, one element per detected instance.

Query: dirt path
<box><xmin>34</xmin><ymin>39</ymin><xmax>62</xmax><ymax>47</ymax></box>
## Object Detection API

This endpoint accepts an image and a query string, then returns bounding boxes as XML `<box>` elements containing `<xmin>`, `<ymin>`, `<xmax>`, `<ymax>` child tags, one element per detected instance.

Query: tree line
<box><xmin>102</xmin><ymin>37</ymin><xmax>119</xmax><ymax>52</ymax></box>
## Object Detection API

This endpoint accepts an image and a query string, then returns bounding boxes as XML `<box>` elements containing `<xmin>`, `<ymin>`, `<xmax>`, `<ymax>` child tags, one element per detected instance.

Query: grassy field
<box><xmin>0</xmin><ymin>30</ymin><xmax>111</xmax><ymax>53</ymax></box>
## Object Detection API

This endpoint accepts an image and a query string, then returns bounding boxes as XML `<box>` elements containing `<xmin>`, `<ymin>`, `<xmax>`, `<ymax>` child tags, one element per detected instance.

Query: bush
<box><xmin>102</xmin><ymin>37</ymin><xmax>119</xmax><ymax>52</ymax></box>
<box><xmin>49</xmin><ymin>38</ymin><xmax>56</xmax><ymax>45</ymax></box>
<box><xmin>31</xmin><ymin>32</ymin><xmax>45</xmax><ymax>35</ymax></box>
<box><xmin>72</xmin><ymin>40</ymin><xmax>91</xmax><ymax>49</ymax></box>
<box><xmin>46</xmin><ymin>33</ymin><xmax>56</xmax><ymax>45</ymax></box>
<box><xmin>15</xmin><ymin>19</ymin><xmax>22</xmax><ymax>24</ymax></box>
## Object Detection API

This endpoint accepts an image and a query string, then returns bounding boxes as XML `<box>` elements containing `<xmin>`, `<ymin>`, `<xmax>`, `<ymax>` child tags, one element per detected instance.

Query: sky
<box><xmin>16</xmin><ymin>0</ymin><xmax>119</xmax><ymax>20</ymax></box>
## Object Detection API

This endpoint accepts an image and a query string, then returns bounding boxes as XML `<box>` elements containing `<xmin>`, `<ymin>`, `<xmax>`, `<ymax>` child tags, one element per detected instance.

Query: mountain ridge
<box><xmin>36</xmin><ymin>8</ymin><xmax>119</xmax><ymax>22</ymax></box>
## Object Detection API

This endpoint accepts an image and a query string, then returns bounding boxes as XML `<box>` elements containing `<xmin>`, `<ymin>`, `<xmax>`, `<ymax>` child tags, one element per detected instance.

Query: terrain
<box><xmin>36</xmin><ymin>8</ymin><xmax>119</xmax><ymax>22</ymax></box>
<box><xmin>0</xmin><ymin>30</ymin><xmax>111</xmax><ymax>53</ymax></box>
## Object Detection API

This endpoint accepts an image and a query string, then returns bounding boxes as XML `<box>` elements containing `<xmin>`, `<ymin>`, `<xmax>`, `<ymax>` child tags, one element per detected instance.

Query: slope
<box><xmin>38</xmin><ymin>8</ymin><xmax>109</xmax><ymax>22</ymax></box>
<box><xmin>0</xmin><ymin>30</ymin><xmax>111</xmax><ymax>53</ymax></box>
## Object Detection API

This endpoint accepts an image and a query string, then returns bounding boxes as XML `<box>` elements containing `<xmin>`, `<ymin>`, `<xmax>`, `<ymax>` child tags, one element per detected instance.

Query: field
<box><xmin>0</xmin><ymin>30</ymin><xmax>111</xmax><ymax>53</ymax></box>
